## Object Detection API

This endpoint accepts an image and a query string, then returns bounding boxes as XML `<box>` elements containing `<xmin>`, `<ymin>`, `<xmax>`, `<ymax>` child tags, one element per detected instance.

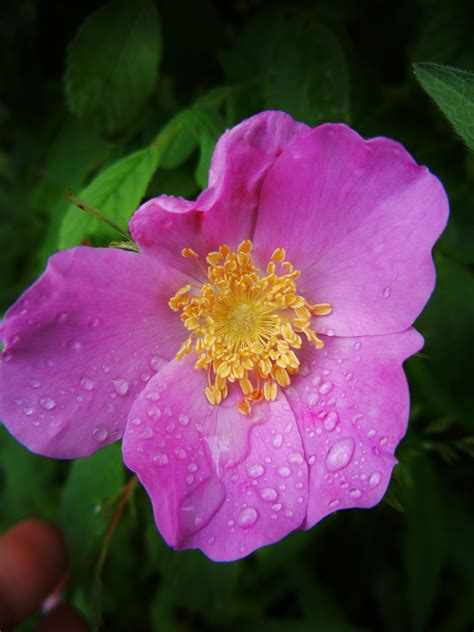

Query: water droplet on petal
<box><xmin>89</xmin><ymin>317</ymin><xmax>100</xmax><ymax>328</ymax></box>
<box><xmin>329</xmin><ymin>499</ymin><xmax>340</xmax><ymax>508</ymax></box>
<box><xmin>368</xmin><ymin>471</ymin><xmax>382</xmax><ymax>488</ymax></box>
<box><xmin>80</xmin><ymin>377</ymin><xmax>94</xmax><ymax>391</ymax></box>
<box><xmin>23</xmin><ymin>406</ymin><xmax>34</xmax><ymax>416</ymax></box>
<box><xmin>130</xmin><ymin>417</ymin><xmax>142</xmax><ymax>426</ymax></box>
<box><xmin>278</xmin><ymin>465</ymin><xmax>291</xmax><ymax>478</ymax></box>
<box><xmin>288</xmin><ymin>452</ymin><xmax>304</xmax><ymax>464</ymax></box>
<box><xmin>319</xmin><ymin>381</ymin><xmax>333</xmax><ymax>394</ymax></box>
<box><xmin>247</xmin><ymin>464</ymin><xmax>265</xmax><ymax>478</ymax></box>
<box><xmin>367</xmin><ymin>428</ymin><xmax>376</xmax><ymax>438</ymax></box>
<box><xmin>354</xmin><ymin>342</ymin><xmax>361</xmax><ymax>350</ymax></box>
<box><xmin>238</xmin><ymin>507</ymin><xmax>258</xmax><ymax>528</ymax></box>
<box><xmin>39</xmin><ymin>397</ymin><xmax>55</xmax><ymax>410</ymax></box>
<box><xmin>92</xmin><ymin>426</ymin><xmax>109</xmax><ymax>442</ymax></box>
<box><xmin>260</xmin><ymin>487</ymin><xmax>278</xmax><ymax>502</ymax></box>
<box><xmin>56</xmin><ymin>312</ymin><xmax>68</xmax><ymax>324</ymax></box>
<box><xmin>383</xmin><ymin>286</ymin><xmax>391</xmax><ymax>298</ymax></box>
<box><xmin>188</xmin><ymin>462</ymin><xmax>198</xmax><ymax>472</ymax></box>
<box><xmin>179</xmin><ymin>413</ymin><xmax>189</xmax><ymax>426</ymax></box>
<box><xmin>272</xmin><ymin>433</ymin><xmax>283</xmax><ymax>448</ymax></box>
<box><xmin>325</xmin><ymin>437</ymin><xmax>355</xmax><ymax>472</ymax></box>
<box><xmin>150</xmin><ymin>355</ymin><xmax>164</xmax><ymax>372</ymax></box>
<box><xmin>324</xmin><ymin>411</ymin><xmax>339</xmax><ymax>431</ymax></box>
<box><xmin>349</xmin><ymin>488</ymin><xmax>362</xmax><ymax>498</ymax></box>
<box><xmin>175</xmin><ymin>448</ymin><xmax>186</xmax><ymax>460</ymax></box>
<box><xmin>153</xmin><ymin>452</ymin><xmax>168</xmax><ymax>466</ymax></box>
<box><xmin>112</xmin><ymin>377</ymin><xmax>129</xmax><ymax>396</ymax></box>
<box><xmin>326</xmin><ymin>329</ymin><xmax>335</xmax><ymax>336</ymax></box>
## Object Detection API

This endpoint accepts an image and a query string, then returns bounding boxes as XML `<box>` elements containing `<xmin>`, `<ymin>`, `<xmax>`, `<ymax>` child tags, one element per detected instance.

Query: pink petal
<box><xmin>253</xmin><ymin>124</ymin><xmax>449</xmax><ymax>336</ymax></box>
<box><xmin>129</xmin><ymin>111</ymin><xmax>309</xmax><ymax>277</ymax></box>
<box><xmin>0</xmin><ymin>247</ymin><xmax>191</xmax><ymax>458</ymax></box>
<box><xmin>285</xmin><ymin>328</ymin><xmax>423</xmax><ymax>528</ymax></box>
<box><xmin>122</xmin><ymin>356</ymin><xmax>308</xmax><ymax>561</ymax></box>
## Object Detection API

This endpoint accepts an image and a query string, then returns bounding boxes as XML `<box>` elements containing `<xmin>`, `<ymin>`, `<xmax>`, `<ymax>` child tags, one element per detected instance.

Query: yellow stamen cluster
<box><xmin>169</xmin><ymin>240</ymin><xmax>331</xmax><ymax>415</ymax></box>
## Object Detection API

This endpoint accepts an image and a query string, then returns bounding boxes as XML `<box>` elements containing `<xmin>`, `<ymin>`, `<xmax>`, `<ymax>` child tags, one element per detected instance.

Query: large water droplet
<box><xmin>92</xmin><ymin>426</ymin><xmax>109</xmax><ymax>442</ymax></box>
<box><xmin>238</xmin><ymin>507</ymin><xmax>258</xmax><ymax>528</ymax></box>
<box><xmin>39</xmin><ymin>396</ymin><xmax>55</xmax><ymax>410</ymax></box>
<box><xmin>179</xmin><ymin>477</ymin><xmax>226</xmax><ymax>536</ymax></box>
<box><xmin>112</xmin><ymin>377</ymin><xmax>129</xmax><ymax>396</ymax></box>
<box><xmin>325</xmin><ymin>437</ymin><xmax>355</xmax><ymax>472</ymax></box>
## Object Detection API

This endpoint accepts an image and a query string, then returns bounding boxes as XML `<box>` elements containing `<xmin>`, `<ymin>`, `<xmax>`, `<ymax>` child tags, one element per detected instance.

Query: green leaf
<box><xmin>59</xmin><ymin>444</ymin><xmax>125</xmax><ymax>578</ymax></box>
<box><xmin>65</xmin><ymin>0</ymin><xmax>161</xmax><ymax>136</ymax></box>
<box><xmin>0</xmin><ymin>425</ymin><xmax>60</xmax><ymax>527</ymax></box>
<box><xmin>155</xmin><ymin>109</ymin><xmax>200</xmax><ymax>170</ymax></box>
<box><xmin>59</xmin><ymin>146</ymin><xmax>159</xmax><ymax>248</ymax></box>
<box><xmin>413</xmin><ymin>63</ymin><xmax>474</xmax><ymax>150</ymax></box>
<box><xmin>409</xmin><ymin>255</ymin><xmax>474</xmax><ymax>421</ymax></box>
<box><xmin>263</xmin><ymin>18</ymin><xmax>351</xmax><ymax>125</ymax></box>
<box><xmin>401</xmin><ymin>459</ymin><xmax>444</xmax><ymax>632</ymax></box>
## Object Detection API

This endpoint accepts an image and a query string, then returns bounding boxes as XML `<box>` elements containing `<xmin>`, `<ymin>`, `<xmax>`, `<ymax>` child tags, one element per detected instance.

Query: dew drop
<box><xmin>324</xmin><ymin>411</ymin><xmax>339</xmax><ymax>432</ymax></box>
<box><xmin>326</xmin><ymin>328</ymin><xmax>335</xmax><ymax>336</ymax></box>
<box><xmin>272</xmin><ymin>433</ymin><xmax>283</xmax><ymax>448</ymax></box>
<box><xmin>349</xmin><ymin>488</ymin><xmax>362</xmax><ymax>498</ymax></box>
<box><xmin>153</xmin><ymin>452</ymin><xmax>168</xmax><ymax>466</ymax></box>
<box><xmin>39</xmin><ymin>396</ymin><xmax>55</xmax><ymax>410</ymax></box>
<box><xmin>278</xmin><ymin>465</ymin><xmax>291</xmax><ymax>478</ymax></box>
<box><xmin>175</xmin><ymin>448</ymin><xmax>186</xmax><ymax>460</ymax></box>
<box><xmin>188</xmin><ymin>462</ymin><xmax>198</xmax><ymax>473</ymax></box>
<box><xmin>247</xmin><ymin>464</ymin><xmax>265</xmax><ymax>479</ymax></box>
<box><xmin>308</xmin><ymin>392</ymin><xmax>320</xmax><ymax>407</ymax></box>
<box><xmin>328</xmin><ymin>499</ymin><xmax>340</xmax><ymax>508</ymax></box>
<box><xmin>23</xmin><ymin>406</ymin><xmax>34</xmax><ymax>416</ymax></box>
<box><xmin>319</xmin><ymin>381</ymin><xmax>333</xmax><ymax>394</ymax></box>
<box><xmin>149</xmin><ymin>355</ymin><xmax>163</xmax><ymax>372</ymax></box>
<box><xmin>130</xmin><ymin>417</ymin><xmax>142</xmax><ymax>426</ymax></box>
<box><xmin>186</xmin><ymin>474</ymin><xmax>194</xmax><ymax>485</ymax></box>
<box><xmin>112</xmin><ymin>377</ymin><xmax>129</xmax><ymax>396</ymax></box>
<box><xmin>30</xmin><ymin>379</ymin><xmax>40</xmax><ymax>389</ymax></box>
<box><xmin>179</xmin><ymin>413</ymin><xmax>189</xmax><ymax>426</ymax></box>
<box><xmin>354</xmin><ymin>342</ymin><xmax>361</xmax><ymax>350</ymax></box>
<box><xmin>368</xmin><ymin>471</ymin><xmax>382</xmax><ymax>488</ymax></box>
<box><xmin>92</xmin><ymin>426</ymin><xmax>109</xmax><ymax>442</ymax></box>
<box><xmin>367</xmin><ymin>428</ymin><xmax>377</xmax><ymax>438</ymax></box>
<box><xmin>80</xmin><ymin>377</ymin><xmax>94</xmax><ymax>391</ymax></box>
<box><xmin>383</xmin><ymin>286</ymin><xmax>391</xmax><ymax>298</ymax></box>
<box><xmin>288</xmin><ymin>452</ymin><xmax>304</xmax><ymax>464</ymax></box>
<box><xmin>325</xmin><ymin>437</ymin><xmax>355</xmax><ymax>472</ymax></box>
<box><xmin>260</xmin><ymin>487</ymin><xmax>278</xmax><ymax>502</ymax></box>
<box><xmin>141</xmin><ymin>427</ymin><xmax>153</xmax><ymax>439</ymax></box>
<box><xmin>238</xmin><ymin>507</ymin><xmax>258</xmax><ymax>528</ymax></box>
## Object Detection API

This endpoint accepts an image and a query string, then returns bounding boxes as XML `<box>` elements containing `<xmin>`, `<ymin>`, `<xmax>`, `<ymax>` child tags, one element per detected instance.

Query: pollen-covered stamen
<box><xmin>169</xmin><ymin>240</ymin><xmax>332</xmax><ymax>414</ymax></box>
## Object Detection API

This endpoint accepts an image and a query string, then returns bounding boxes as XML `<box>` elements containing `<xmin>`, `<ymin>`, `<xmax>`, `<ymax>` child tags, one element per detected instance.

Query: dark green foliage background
<box><xmin>1</xmin><ymin>0</ymin><xmax>473</xmax><ymax>630</ymax></box>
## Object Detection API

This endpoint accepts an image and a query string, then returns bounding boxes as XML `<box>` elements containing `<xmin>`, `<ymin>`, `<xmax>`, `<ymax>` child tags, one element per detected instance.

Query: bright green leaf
<box><xmin>413</xmin><ymin>63</ymin><xmax>474</xmax><ymax>150</ymax></box>
<box><xmin>65</xmin><ymin>0</ymin><xmax>161</xmax><ymax>135</ymax></box>
<box><xmin>59</xmin><ymin>146</ymin><xmax>159</xmax><ymax>248</ymax></box>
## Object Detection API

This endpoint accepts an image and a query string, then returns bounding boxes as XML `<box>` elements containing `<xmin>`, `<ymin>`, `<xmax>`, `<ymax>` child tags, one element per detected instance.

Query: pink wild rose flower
<box><xmin>0</xmin><ymin>112</ymin><xmax>448</xmax><ymax>561</ymax></box>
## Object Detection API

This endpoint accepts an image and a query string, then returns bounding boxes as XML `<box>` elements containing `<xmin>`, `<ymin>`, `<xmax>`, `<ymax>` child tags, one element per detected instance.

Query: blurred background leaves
<box><xmin>0</xmin><ymin>0</ymin><xmax>473</xmax><ymax>630</ymax></box>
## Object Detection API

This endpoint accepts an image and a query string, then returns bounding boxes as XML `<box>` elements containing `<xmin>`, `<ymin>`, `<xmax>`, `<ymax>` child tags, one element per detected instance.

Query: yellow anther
<box><xmin>264</xmin><ymin>381</ymin><xmax>277</xmax><ymax>401</ymax></box>
<box><xmin>312</xmin><ymin>303</ymin><xmax>332</xmax><ymax>316</ymax></box>
<box><xmin>171</xmin><ymin>240</ymin><xmax>331</xmax><ymax>414</ymax></box>
<box><xmin>271</xmin><ymin>247</ymin><xmax>286</xmax><ymax>262</ymax></box>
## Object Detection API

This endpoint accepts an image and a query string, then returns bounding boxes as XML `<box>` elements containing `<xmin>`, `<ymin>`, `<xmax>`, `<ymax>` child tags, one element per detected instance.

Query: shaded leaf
<box><xmin>413</xmin><ymin>63</ymin><xmax>474</xmax><ymax>150</ymax></box>
<box><xmin>66</xmin><ymin>0</ymin><xmax>161</xmax><ymax>135</ymax></box>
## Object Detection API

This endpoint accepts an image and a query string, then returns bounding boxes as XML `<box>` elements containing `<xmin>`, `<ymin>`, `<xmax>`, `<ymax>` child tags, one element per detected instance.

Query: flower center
<box><xmin>169</xmin><ymin>240</ymin><xmax>331</xmax><ymax>415</ymax></box>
